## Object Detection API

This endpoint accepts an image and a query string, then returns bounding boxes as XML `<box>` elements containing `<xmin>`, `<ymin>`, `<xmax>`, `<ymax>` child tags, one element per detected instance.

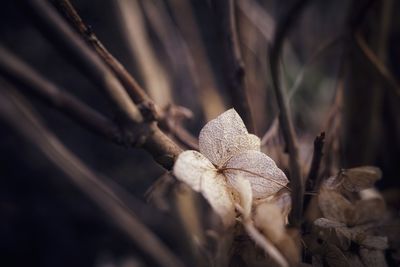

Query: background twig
<box><xmin>269</xmin><ymin>0</ymin><xmax>310</xmax><ymax>227</ymax></box>
<box><xmin>214</xmin><ymin>0</ymin><xmax>255</xmax><ymax>133</ymax></box>
<box><xmin>0</xmin><ymin>84</ymin><xmax>185</xmax><ymax>267</ymax></box>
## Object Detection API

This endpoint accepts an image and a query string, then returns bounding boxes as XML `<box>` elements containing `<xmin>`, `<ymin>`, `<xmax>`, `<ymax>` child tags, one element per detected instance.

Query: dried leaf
<box><xmin>351</xmin><ymin>197</ymin><xmax>386</xmax><ymax>225</ymax></box>
<box><xmin>358</xmin><ymin>235</ymin><xmax>388</xmax><ymax>250</ymax></box>
<box><xmin>198</xmin><ymin>109</ymin><xmax>259</xmax><ymax>166</ymax></box>
<box><xmin>313</xmin><ymin>218</ymin><xmax>351</xmax><ymax>250</ymax></box>
<box><xmin>314</xmin><ymin>218</ymin><xmax>347</xmax><ymax>229</ymax></box>
<box><xmin>344</xmin><ymin>253</ymin><xmax>365</xmax><ymax>267</ymax></box>
<box><xmin>318</xmin><ymin>188</ymin><xmax>355</xmax><ymax>224</ymax></box>
<box><xmin>359</xmin><ymin>248</ymin><xmax>388</xmax><ymax>267</ymax></box>
<box><xmin>173</xmin><ymin>151</ymin><xmax>235</xmax><ymax>226</ymax></box>
<box><xmin>307</xmin><ymin>236</ymin><xmax>350</xmax><ymax>267</ymax></box>
<box><xmin>341</xmin><ymin>166</ymin><xmax>382</xmax><ymax>192</ymax></box>
<box><xmin>224</xmin><ymin>151</ymin><xmax>289</xmax><ymax>198</ymax></box>
<box><xmin>320</xmin><ymin>243</ymin><xmax>350</xmax><ymax>267</ymax></box>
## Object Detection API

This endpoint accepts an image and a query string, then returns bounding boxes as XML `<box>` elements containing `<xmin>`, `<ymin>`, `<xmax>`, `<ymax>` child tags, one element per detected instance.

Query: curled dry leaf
<box><xmin>173</xmin><ymin>109</ymin><xmax>288</xmax><ymax>227</ymax></box>
<box><xmin>358</xmin><ymin>235</ymin><xmax>388</xmax><ymax>250</ymax></box>
<box><xmin>340</xmin><ymin>166</ymin><xmax>382</xmax><ymax>192</ymax></box>
<box><xmin>350</xmin><ymin>197</ymin><xmax>386</xmax><ymax>225</ymax></box>
<box><xmin>344</xmin><ymin>253</ymin><xmax>365</xmax><ymax>267</ymax></box>
<box><xmin>318</xmin><ymin>188</ymin><xmax>355</xmax><ymax>225</ymax></box>
<box><xmin>313</xmin><ymin>218</ymin><xmax>351</xmax><ymax>250</ymax></box>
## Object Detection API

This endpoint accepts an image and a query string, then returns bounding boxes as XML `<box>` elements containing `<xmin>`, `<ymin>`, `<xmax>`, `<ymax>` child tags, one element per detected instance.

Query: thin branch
<box><xmin>0</xmin><ymin>85</ymin><xmax>185</xmax><ymax>267</ymax></box>
<box><xmin>303</xmin><ymin>132</ymin><xmax>325</xmax><ymax>214</ymax></box>
<box><xmin>268</xmin><ymin>0</ymin><xmax>310</xmax><ymax>227</ymax></box>
<box><xmin>52</xmin><ymin>0</ymin><xmax>198</xmax><ymax>150</ymax></box>
<box><xmin>21</xmin><ymin>0</ymin><xmax>143</xmax><ymax>125</ymax></box>
<box><xmin>288</xmin><ymin>34</ymin><xmax>343</xmax><ymax>101</ymax></box>
<box><xmin>0</xmin><ymin>45</ymin><xmax>181</xmax><ymax>170</ymax></box>
<box><xmin>261</xmin><ymin>116</ymin><xmax>279</xmax><ymax>146</ymax></box>
<box><xmin>52</xmin><ymin>0</ymin><xmax>158</xmax><ymax>120</ymax></box>
<box><xmin>0</xmin><ymin>45</ymin><xmax>121</xmax><ymax>142</ymax></box>
<box><xmin>237</xmin><ymin>0</ymin><xmax>275</xmax><ymax>43</ymax></box>
<box><xmin>214</xmin><ymin>0</ymin><xmax>255</xmax><ymax>133</ymax></box>
<box><xmin>307</xmin><ymin>132</ymin><xmax>325</xmax><ymax>189</ymax></box>
<box><xmin>355</xmin><ymin>32</ymin><xmax>400</xmax><ymax>97</ymax></box>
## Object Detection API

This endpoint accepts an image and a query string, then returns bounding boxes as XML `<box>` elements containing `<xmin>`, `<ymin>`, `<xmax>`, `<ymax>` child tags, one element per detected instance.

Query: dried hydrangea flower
<box><xmin>173</xmin><ymin>109</ymin><xmax>289</xmax><ymax>226</ymax></box>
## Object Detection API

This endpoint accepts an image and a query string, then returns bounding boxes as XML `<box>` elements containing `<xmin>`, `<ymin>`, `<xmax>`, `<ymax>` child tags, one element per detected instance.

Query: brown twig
<box><xmin>355</xmin><ymin>32</ymin><xmax>400</xmax><ymax>97</ymax></box>
<box><xmin>0</xmin><ymin>45</ymin><xmax>181</xmax><ymax>170</ymax></box>
<box><xmin>214</xmin><ymin>0</ymin><xmax>255</xmax><ymax>133</ymax></box>
<box><xmin>52</xmin><ymin>0</ymin><xmax>159</xmax><ymax>120</ymax></box>
<box><xmin>0</xmin><ymin>45</ymin><xmax>121</xmax><ymax>143</ymax></box>
<box><xmin>288</xmin><ymin>34</ymin><xmax>344</xmax><ymax>101</ymax></box>
<box><xmin>261</xmin><ymin>116</ymin><xmax>279</xmax><ymax>146</ymax></box>
<box><xmin>237</xmin><ymin>0</ymin><xmax>275</xmax><ymax>43</ymax></box>
<box><xmin>0</xmin><ymin>85</ymin><xmax>185</xmax><ymax>267</ymax></box>
<box><xmin>306</xmin><ymin>132</ymin><xmax>325</xmax><ymax>188</ymax></box>
<box><xmin>21</xmin><ymin>0</ymin><xmax>143</xmax><ymax>125</ymax></box>
<box><xmin>268</xmin><ymin>0</ymin><xmax>310</xmax><ymax>227</ymax></box>
<box><xmin>52</xmin><ymin>0</ymin><xmax>198</xmax><ymax>150</ymax></box>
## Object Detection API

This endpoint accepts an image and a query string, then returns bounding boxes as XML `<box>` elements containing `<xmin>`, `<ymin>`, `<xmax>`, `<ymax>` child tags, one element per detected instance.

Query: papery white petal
<box><xmin>173</xmin><ymin>151</ymin><xmax>236</xmax><ymax>227</ymax></box>
<box><xmin>224</xmin><ymin>151</ymin><xmax>289</xmax><ymax>198</ymax></box>
<box><xmin>173</xmin><ymin>150</ymin><xmax>215</xmax><ymax>191</ymax></box>
<box><xmin>201</xmin><ymin>173</ymin><xmax>236</xmax><ymax>227</ymax></box>
<box><xmin>199</xmin><ymin>109</ymin><xmax>259</xmax><ymax>166</ymax></box>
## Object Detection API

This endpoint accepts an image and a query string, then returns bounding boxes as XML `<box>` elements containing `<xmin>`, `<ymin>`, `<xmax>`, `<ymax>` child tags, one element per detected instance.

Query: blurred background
<box><xmin>0</xmin><ymin>0</ymin><xmax>399</xmax><ymax>266</ymax></box>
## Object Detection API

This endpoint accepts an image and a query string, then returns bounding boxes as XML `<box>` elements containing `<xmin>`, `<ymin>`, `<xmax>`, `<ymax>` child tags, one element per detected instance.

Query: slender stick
<box><xmin>0</xmin><ymin>45</ymin><xmax>181</xmax><ymax>170</ymax></box>
<box><xmin>0</xmin><ymin>45</ymin><xmax>121</xmax><ymax>142</ymax></box>
<box><xmin>214</xmin><ymin>0</ymin><xmax>255</xmax><ymax>133</ymax></box>
<box><xmin>303</xmin><ymin>132</ymin><xmax>325</xmax><ymax>214</ymax></box>
<box><xmin>52</xmin><ymin>0</ymin><xmax>158</xmax><ymax>120</ymax></box>
<box><xmin>52</xmin><ymin>0</ymin><xmax>197</xmax><ymax>150</ymax></box>
<box><xmin>355</xmin><ymin>32</ymin><xmax>400</xmax><ymax>97</ymax></box>
<box><xmin>268</xmin><ymin>0</ymin><xmax>310</xmax><ymax>227</ymax></box>
<box><xmin>0</xmin><ymin>86</ymin><xmax>184</xmax><ymax>267</ymax></box>
<box><xmin>21</xmin><ymin>0</ymin><xmax>143</xmax><ymax>124</ymax></box>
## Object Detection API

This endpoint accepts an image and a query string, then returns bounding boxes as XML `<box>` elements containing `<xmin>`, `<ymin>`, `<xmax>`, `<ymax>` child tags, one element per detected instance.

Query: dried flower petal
<box><xmin>224</xmin><ymin>151</ymin><xmax>289</xmax><ymax>198</ymax></box>
<box><xmin>313</xmin><ymin>218</ymin><xmax>351</xmax><ymax>250</ymax></box>
<box><xmin>173</xmin><ymin>150</ymin><xmax>235</xmax><ymax>226</ymax></box>
<box><xmin>358</xmin><ymin>235</ymin><xmax>388</xmax><ymax>250</ymax></box>
<box><xmin>341</xmin><ymin>166</ymin><xmax>382</xmax><ymax>192</ymax></box>
<box><xmin>318</xmin><ymin>188</ymin><xmax>355</xmax><ymax>225</ymax></box>
<box><xmin>173</xmin><ymin>150</ymin><xmax>215</xmax><ymax>191</ymax></box>
<box><xmin>199</xmin><ymin>109</ymin><xmax>258</xmax><ymax>166</ymax></box>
